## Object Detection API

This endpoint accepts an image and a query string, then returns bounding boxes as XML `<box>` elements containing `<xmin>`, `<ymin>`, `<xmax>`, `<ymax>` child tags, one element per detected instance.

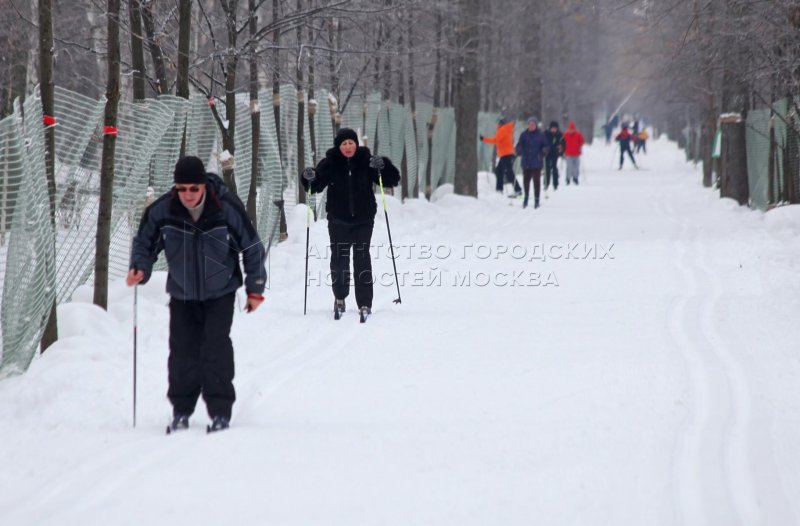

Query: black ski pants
<box><xmin>523</xmin><ymin>168</ymin><xmax>542</xmax><ymax>204</ymax></box>
<box><xmin>329</xmin><ymin>221</ymin><xmax>374</xmax><ymax>309</ymax></box>
<box><xmin>495</xmin><ymin>155</ymin><xmax>522</xmax><ymax>193</ymax></box>
<box><xmin>544</xmin><ymin>156</ymin><xmax>560</xmax><ymax>190</ymax></box>
<box><xmin>168</xmin><ymin>292</ymin><xmax>236</xmax><ymax>420</ymax></box>
<box><xmin>620</xmin><ymin>145</ymin><xmax>637</xmax><ymax>168</ymax></box>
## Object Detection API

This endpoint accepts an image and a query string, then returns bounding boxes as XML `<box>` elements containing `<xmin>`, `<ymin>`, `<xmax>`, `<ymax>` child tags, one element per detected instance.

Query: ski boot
<box><xmin>166</xmin><ymin>414</ymin><xmax>189</xmax><ymax>435</ymax></box>
<box><xmin>207</xmin><ymin>416</ymin><xmax>230</xmax><ymax>433</ymax></box>
<box><xmin>359</xmin><ymin>306</ymin><xmax>372</xmax><ymax>323</ymax></box>
<box><xmin>334</xmin><ymin>298</ymin><xmax>346</xmax><ymax>320</ymax></box>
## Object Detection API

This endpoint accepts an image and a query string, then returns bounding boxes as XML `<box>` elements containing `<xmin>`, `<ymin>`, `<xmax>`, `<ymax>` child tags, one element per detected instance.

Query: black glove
<box><xmin>479</xmin><ymin>134</ymin><xmax>485</xmax><ymax>141</ymax></box>
<box><xmin>369</xmin><ymin>156</ymin><xmax>385</xmax><ymax>171</ymax></box>
<box><xmin>302</xmin><ymin>167</ymin><xmax>316</xmax><ymax>182</ymax></box>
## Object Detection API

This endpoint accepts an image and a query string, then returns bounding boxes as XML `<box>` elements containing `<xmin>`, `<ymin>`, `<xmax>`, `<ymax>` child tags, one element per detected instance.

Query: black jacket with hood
<box><xmin>130</xmin><ymin>173</ymin><xmax>266</xmax><ymax>301</ymax></box>
<box><xmin>303</xmin><ymin>146</ymin><xmax>400</xmax><ymax>224</ymax></box>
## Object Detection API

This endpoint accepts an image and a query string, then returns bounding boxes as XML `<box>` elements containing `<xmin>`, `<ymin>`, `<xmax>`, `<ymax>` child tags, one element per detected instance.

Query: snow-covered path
<box><xmin>2</xmin><ymin>139</ymin><xmax>799</xmax><ymax>525</ymax></box>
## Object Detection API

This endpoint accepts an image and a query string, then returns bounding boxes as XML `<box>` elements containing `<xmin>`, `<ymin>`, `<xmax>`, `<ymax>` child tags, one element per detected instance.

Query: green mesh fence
<box><xmin>364</xmin><ymin>92</ymin><xmax>381</xmax><ymax>149</ymax></box>
<box><xmin>403</xmin><ymin>107</ymin><xmax>419</xmax><ymax>198</ymax></box>
<box><xmin>415</xmin><ymin>103</ymin><xmax>432</xmax><ymax>193</ymax></box>
<box><xmin>340</xmin><ymin>96</ymin><xmax>364</xmax><ymax>133</ymax></box>
<box><xmin>375</xmin><ymin>98</ymin><xmax>390</xmax><ymax>156</ymax></box>
<box><xmin>186</xmin><ymin>94</ymin><xmax>219</xmax><ymax>165</ymax></box>
<box><xmin>431</xmin><ymin>107</ymin><xmax>455</xmax><ymax>188</ymax></box>
<box><xmin>312</xmin><ymin>89</ymin><xmax>335</xmax><ymax>218</ymax></box>
<box><xmin>477</xmin><ymin>112</ymin><xmax>500</xmax><ymax>173</ymax></box>
<box><xmin>231</xmin><ymin>96</ymin><xmax>254</xmax><ymax>204</ymax></box>
<box><xmin>0</xmin><ymin>91</ymin><xmax>56</xmax><ymax>377</ymax></box>
<box><xmin>387</xmin><ymin>103</ymin><xmax>406</xmax><ymax>166</ymax></box>
<box><xmin>256</xmin><ymin>90</ymin><xmax>284</xmax><ymax>247</ymax></box>
<box><xmin>746</xmin><ymin>109</ymin><xmax>770</xmax><ymax>211</ymax></box>
<box><xmin>280</xmin><ymin>85</ymin><xmax>299</xmax><ymax>211</ymax></box>
<box><xmin>51</xmin><ymin>89</ymin><xmax>175</xmax><ymax>303</ymax></box>
<box><xmin>151</xmin><ymin>95</ymin><xmax>191</xmax><ymax>194</ymax></box>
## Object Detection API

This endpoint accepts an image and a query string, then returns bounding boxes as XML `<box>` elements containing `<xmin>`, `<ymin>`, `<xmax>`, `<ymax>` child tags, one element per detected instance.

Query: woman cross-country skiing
<box><xmin>301</xmin><ymin>128</ymin><xmax>400</xmax><ymax>320</ymax></box>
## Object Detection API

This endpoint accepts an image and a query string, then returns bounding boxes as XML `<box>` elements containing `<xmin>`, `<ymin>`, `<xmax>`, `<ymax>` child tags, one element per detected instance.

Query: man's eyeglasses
<box><xmin>175</xmin><ymin>185</ymin><xmax>202</xmax><ymax>193</ymax></box>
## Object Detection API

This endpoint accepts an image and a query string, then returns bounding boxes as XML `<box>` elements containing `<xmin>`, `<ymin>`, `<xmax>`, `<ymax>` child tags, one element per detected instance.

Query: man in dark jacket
<box><xmin>515</xmin><ymin>116</ymin><xmax>549</xmax><ymax>208</ymax></box>
<box><xmin>544</xmin><ymin>121</ymin><xmax>565</xmax><ymax>192</ymax></box>
<box><xmin>127</xmin><ymin>156</ymin><xmax>267</xmax><ymax>433</ymax></box>
<box><xmin>301</xmin><ymin>128</ymin><xmax>400</xmax><ymax>319</ymax></box>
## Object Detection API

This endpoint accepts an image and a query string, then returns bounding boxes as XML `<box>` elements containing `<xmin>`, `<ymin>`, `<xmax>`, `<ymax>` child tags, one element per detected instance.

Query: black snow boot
<box><xmin>207</xmin><ymin>415</ymin><xmax>230</xmax><ymax>433</ymax></box>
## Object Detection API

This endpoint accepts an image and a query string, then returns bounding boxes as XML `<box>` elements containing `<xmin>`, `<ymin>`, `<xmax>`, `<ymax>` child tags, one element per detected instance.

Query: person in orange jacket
<box><xmin>563</xmin><ymin>121</ymin><xmax>586</xmax><ymax>185</ymax></box>
<box><xmin>481</xmin><ymin>118</ymin><xmax>521</xmax><ymax>195</ymax></box>
<box><xmin>636</xmin><ymin>129</ymin><xmax>649</xmax><ymax>153</ymax></box>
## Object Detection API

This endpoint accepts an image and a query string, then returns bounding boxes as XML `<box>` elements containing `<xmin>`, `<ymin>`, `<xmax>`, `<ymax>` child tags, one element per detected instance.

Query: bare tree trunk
<box><xmin>407</xmin><ymin>9</ymin><xmax>419</xmax><ymax>199</ymax></box>
<box><xmin>296</xmin><ymin>0</ymin><xmax>307</xmax><ymax>204</ymax></box>
<box><xmin>398</xmin><ymin>6</ymin><xmax>408</xmax><ymax>200</ymax></box>
<box><xmin>39</xmin><ymin>0</ymin><xmax>58</xmax><ymax>351</ymax></box>
<box><xmin>382</xmin><ymin>0</ymin><xmax>393</xmax><ymax>101</ymax></box>
<box><xmin>141</xmin><ymin>1</ymin><xmax>168</xmax><ymax>95</ymax></box>
<box><xmin>307</xmin><ymin>7</ymin><xmax>317</xmax><ymax>168</ymax></box>
<box><xmin>719</xmin><ymin>115</ymin><xmax>749</xmax><ymax>205</ymax></box>
<box><xmin>176</xmin><ymin>0</ymin><xmax>191</xmax><ymax>99</ymax></box>
<box><xmin>272</xmin><ymin>0</ymin><xmax>287</xmax><ymax>240</ymax></box>
<box><xmin>425</xmin><ymin>8</ymin><xmax>443</xmax><ymax>200</ymax></box>
<box><xmin>328</xmin><ymin>16</ymin><xmax>341</xmax><ymax>133</ymax></box>
<box><xmin>247</xmin><ymin>0</ymin><xmax>260</xmax><ymax>222</ymax></box>
<box><xmin>453</xmin><ymin>0</ymin><xmax>479</xmax><ymax>197</ymax></box>
<box><xmin>217</xmin><ymin>0</ymin><xmax>239</xmax><ymax>195</ymax></box>
<box><xmin>94</xmin><ymin>0</ymin><xmax>122</xmax><ymax>309</ymax></box>
<box><xmin>176</xmin><ymin>0</ymin><xmax>192</xmax><ymax>157</ymax></box>
<box><xmin>129</xmin><ymin>0</ymin><xmax>146</xmax><ymax>101</ymax></box>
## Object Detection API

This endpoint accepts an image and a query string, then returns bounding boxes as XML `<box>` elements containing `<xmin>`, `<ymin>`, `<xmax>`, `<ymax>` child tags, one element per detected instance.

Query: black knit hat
<box><xmin>334</xmin><ymin>128</ymin><xmax>359</xmax><ymax>148</ymax></box>
<box><xmin>174</xmin><ymin>156</ymin><xmax>207</xmax><ymax>184</ymax></box>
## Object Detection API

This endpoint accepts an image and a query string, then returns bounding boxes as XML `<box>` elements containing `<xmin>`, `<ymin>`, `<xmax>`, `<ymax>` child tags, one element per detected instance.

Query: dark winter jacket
<box><xmin>545</xmin><ymin>129</ymin><xmax>565</xmax><ymax>159</ymax></box>
<box><xmin>515</xmin><ymin>129</ymin><xmax>550</xmax><ymax>170</ymax></box>
<box><xmin>303</xmin><ymin>146</ymin><xmax>400</xmax><ymax>224</ymax></box>
<box><xmin>130</xmin><ymin>173</ymin><xmax>267</xmax><ymax>301</ymax></box>
<box><xmin>615</xmin><ymin>128</ymin><xmax>634</xmax><ymax>150</ymax></box>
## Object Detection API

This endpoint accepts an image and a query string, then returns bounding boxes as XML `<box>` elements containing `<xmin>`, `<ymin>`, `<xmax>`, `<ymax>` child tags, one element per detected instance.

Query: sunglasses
<box><xmin>175</xmin><ymin>185</ymin><xmax>202</xmax><ymax>193</ymax></box>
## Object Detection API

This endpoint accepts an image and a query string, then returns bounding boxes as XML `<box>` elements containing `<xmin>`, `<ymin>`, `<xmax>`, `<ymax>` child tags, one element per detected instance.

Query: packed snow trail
<box><xmin>1</xmin><ymin>139</ymin><xmax>799</xmax><ymax>525</ymax></box>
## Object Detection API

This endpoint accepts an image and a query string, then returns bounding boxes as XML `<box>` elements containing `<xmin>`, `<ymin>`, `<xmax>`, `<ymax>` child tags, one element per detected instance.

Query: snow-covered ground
<box><xmin>1</xmin><ymin>138</ymin><xmax>799</xmax><ymax>525</ymax></box>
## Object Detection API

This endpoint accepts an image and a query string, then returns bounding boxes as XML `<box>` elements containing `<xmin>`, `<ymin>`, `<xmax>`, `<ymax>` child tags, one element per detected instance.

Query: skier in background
<box><xmin>515</xmin><ymin>116</ymin><xmax>549</xmax><ymax>209</ymax></box>
<box><xmin>615</xmin><ymin>124</ymin><xmax>638</xmax><ymax>169</ymax></box>
<box><xmin>481</xmin><ymin>117</ymin><xmax>522</xmax><ymax>196</ymax></box>
<box><xmin>127</xmin><ymin>156</ymin><xmax>267</xmax><ymax>433</ymax></box>
<box><xmin>563</xmin><ymin>121</ymin><xmax>586</xmax><ymax>185</ymax></box>
<box><xmin>636</xmin><ymin>128</ymin><xmax>649</xmax><ymax>153</ymax></box>
<box><xmin>544</xmin><ymin>121</ymin><xmax>565</xmax><ymax>191</ymax></box>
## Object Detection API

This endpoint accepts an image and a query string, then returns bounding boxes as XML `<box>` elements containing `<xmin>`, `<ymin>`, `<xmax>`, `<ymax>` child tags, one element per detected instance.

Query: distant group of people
<box><xmin>481</xmin><ymin>117</ymin><xmax>585</xmax><ymax>209</ymax></box>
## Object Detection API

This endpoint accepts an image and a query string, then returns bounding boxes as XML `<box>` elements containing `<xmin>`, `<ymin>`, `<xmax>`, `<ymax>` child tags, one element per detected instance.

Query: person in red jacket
<box><xmin>481</xmin><ymin>118</ymin><xmax>522</xmax><ymax>195</ymax></box>
<box><xmin>563</xmin><ymin>121</ymin><xmax>586</xmax><ymax>185</ymax></box>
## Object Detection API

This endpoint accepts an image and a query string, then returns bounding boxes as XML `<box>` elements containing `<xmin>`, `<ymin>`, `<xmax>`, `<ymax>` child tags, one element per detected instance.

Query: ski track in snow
<box><xmin>658</xmin><ymin>189</ymin><xmax>760</xmax><ymax>525</ymax></box>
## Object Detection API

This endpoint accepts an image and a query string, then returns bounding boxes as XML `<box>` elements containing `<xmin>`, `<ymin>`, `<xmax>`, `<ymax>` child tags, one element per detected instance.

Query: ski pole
<box><xmin>378</xmin><ymin>171</ymin><xmax>402</xmax><ymax>304</ymax></box>
<box><xmin>304</xmin><ymin>191</ymin><xmax>313</xmax><ymax>315</ymax></box>
<box><xmin>133</xmin><ymin>285</ymin><xmax>138</xmax><ymax>428</ymax></box>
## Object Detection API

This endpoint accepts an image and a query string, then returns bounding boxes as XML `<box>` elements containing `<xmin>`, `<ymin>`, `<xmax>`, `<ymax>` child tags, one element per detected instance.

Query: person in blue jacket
<box><xmin>515</xmin><ymin>116</ymin><xmax>550</xmax><ymax>208</ymax></box>
<box><xmin>127</xmin><ymin>156</ymin><xmax>267</xmax><ymax>433</ymax></box>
